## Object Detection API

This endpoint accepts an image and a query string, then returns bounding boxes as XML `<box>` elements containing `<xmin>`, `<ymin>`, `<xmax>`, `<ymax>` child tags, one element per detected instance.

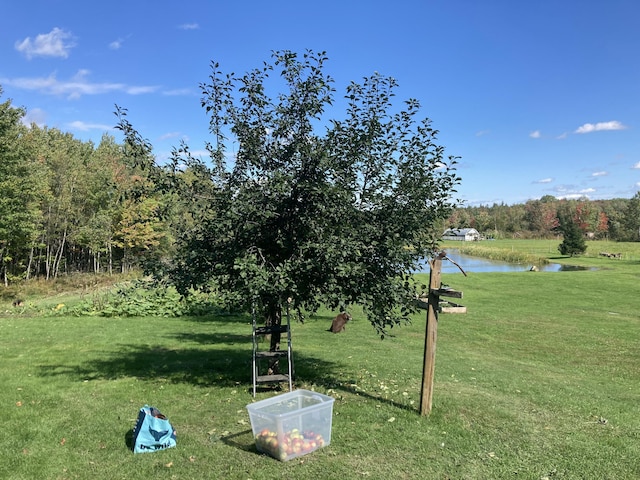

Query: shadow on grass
<box><xmin>37</xmin><ymin>340</ymin><xmax>343</xmax><ymax>391</ymax></box>
<box><xmin>181</xmin><ymin>310</ymin><xmax>252</xmax><ymax>324</ymax></box>
<box><xmin>170</xmin><ymin>332</ymin><xmax>253</xmax><ymax>345</ymax></box>
<box><xmin>220</xmin><ymin>428</ymin><xmax>256</xmax><ymax>453</ymax></box>
<box><xmin>35</xmin><ymin>325</ymin><xmax>418</xmax><ymax>413</ymax></box>
<box><xmin>124</xmin><ymin>430</ymin><xmax>134</xmax><ymax>451</ymax></box>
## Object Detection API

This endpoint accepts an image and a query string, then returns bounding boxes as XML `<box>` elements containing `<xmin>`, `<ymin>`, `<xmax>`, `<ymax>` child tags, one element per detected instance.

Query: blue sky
<box><xmin>2</xmin><ymin>0</ymin><xmax>639</xmax><ymax>205</ymax></box>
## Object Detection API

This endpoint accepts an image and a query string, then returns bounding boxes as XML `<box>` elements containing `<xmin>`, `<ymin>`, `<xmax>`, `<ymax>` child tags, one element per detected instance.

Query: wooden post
<box><xmin>420</xmin><ymin>254</ymin><xmax>443</xmax><ymax>416</ymax></box>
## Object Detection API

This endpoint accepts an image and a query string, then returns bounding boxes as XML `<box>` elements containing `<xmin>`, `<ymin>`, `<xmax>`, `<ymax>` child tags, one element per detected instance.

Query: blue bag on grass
<box><xmin>132</xmin><ymin>405</ymin><xmax>177</xmax><ymax>453</ymax></box>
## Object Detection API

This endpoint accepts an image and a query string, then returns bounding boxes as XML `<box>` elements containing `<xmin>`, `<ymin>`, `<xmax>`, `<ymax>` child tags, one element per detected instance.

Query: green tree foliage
<box><xmin>622</xmin><ymin>192</ymin><xmax>640</xmax><ymax>241</ymax></box>
<box><xmin>117</xmin><ymin>50</ymin><xmax>461</xmax><ymax>338</ymax></box>
<box><xmin>558</xmin><ymin>204</ymin><xmax>587</xmax><ymax>256</ymax></box>
<box><xmin>0</xmin><ymin>89</ymin><xmax>43</xmax><ymax>285</ymax></box>
<box><xmin>0</xmin><ymin>85</ymin><xmax>176</xmax><ymax>284</ymax></box>
<box><xmin>33</xmin><ymin>127</ymin><xmax>94</xmax><ymax>278</ymax></box>
<box><xmin>524</xmin><ymin>199</ymin><xmax>559</xmax><ymax>237</ymax></box>
<box><xmin>72</xmin><ymin>134</ymin><xmax>123</xmax><ymax>273</ymax></box>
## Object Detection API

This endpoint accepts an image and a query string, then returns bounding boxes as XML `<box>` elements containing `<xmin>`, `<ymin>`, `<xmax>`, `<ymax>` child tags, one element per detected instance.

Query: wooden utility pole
<box><xmin>420</xmin><ymin>253</ymin><xmax>443</xmax><ymax>416</ymax></box>
<box><xmin>419</xmin><ymin>252</ymin><xmax>464</xmax><ymax>416</ymax></box>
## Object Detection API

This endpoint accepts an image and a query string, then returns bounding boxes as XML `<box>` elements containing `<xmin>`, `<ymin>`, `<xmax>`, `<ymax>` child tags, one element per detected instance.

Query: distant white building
<box><xmin>442</xmin><ymin>228</ymin><xmax>480</xmax><ymax>241</ymax></box>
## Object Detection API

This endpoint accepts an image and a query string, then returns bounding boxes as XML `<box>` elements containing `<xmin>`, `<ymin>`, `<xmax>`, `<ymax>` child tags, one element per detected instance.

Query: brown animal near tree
<box><xmin>328</xmin><ymin>312</ymin><xmax>352</xmax><ymax>333</ymax></box>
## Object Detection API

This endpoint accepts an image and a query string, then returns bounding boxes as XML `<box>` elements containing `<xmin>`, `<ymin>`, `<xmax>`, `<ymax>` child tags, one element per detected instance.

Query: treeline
<box><xmin>2</xmin><ymin>88</ymin><xmax>639</xmax><ymax>286</ymax></box>
<box><xmin>446</xmin><ymin>194</ymin><xmax>640</xmax><ymax>241</ymax></box>
<box><xmin>0</xmin><ymin>91</ymin><xmax>173</xmax><ymax>285</ymax></box>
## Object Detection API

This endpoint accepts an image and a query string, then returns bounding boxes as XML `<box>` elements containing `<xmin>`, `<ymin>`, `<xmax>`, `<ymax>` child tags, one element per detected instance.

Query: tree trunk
<box><xmin>53</xmin><ymin>228</ymin><xmax>67</xmax><ymax>279</ymax></box>
<box><xmin>263</xmin><ymin>296</ymin><xmax>283</xmax><ymax>352</ymax></box>
<box><xmin>26</xmin><ymin>246</ymin><xmax>35</xmax><ymax>280</ymax></box>
<box><xmin>262</xmin><ymin>297</ymin><xmax>284</xmax><ymax>375</ymax></box>
<box><xmin>0</xmin><ymin>250</ymin><xmax>6</xmax><ymax>287</ymax></box>
<box><xmin>45</xmin><ymin>244</ymin><xmax>52</xmax><ymax>280</ymax></box>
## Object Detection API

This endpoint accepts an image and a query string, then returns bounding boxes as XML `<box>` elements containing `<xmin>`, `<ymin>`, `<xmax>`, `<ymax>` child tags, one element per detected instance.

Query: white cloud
<box><xmin>178</xmin><ymin>23</ymin><xmax>199</xmax><ymax>30</ymax></box>
<box><xmin>529</xmin><ymin>130</ymin><xmax>541</xmax><ymax>139</ymax></box>
<box><xmin>592</xmin><ymin>171</ymin><xmax>608</xmax><ymax>177</ymax></box>
<box><xmin>0</xmin><ymin>71</ymin><xmax>159</xmax><ymax>99</ymax></box>
<box><xmin>21</xmin><ymin>108</ymin><xmax>47</xmax><ymax>127</ymax></box>
<box><xmin>632</xmin><ymin>161</ymin><xmax>640</xmax><ymax>169</ymax></box>
<box><xmin>535</xmin><ymin>178</ymin><xmax>553</xmax><ymax>184</ymax></box>
<box><xmin>109</xmin><ymin>34</ymin><xmax>132</xmax><ymax>50</ymax></box>
<box><xmin>475</xmin><ymin>130</ymin><xmax>490</xmax><ymax>137</ymax></box>
<box><xmin>15</xmin><ymin>27</ymin><xmax>75</xmax><ymax>59</ymax></box>
<box><xmin>557</xmin><ymin>193</ymin><xmax>588</xmax><ymax>200</ymax></box>
<box><xmin>68</xmin><ymin>120</ymin><xmax>114</xmax><ymax>132</ymax></box>
<box><xmin>126</xmin><ymin>85</ymin><xmax>158</xmax><ymax>95</ymax></box>
<box><xmin>162</xmin><ymin>88</ymin><xmax>192</xmax><ymax>96</ymax></box>
<box><xmin>190</xmin><ymin>149</ymin><xmax>211</xmax><ymax>158</ymax></box>
<box><xmin>158</xmin><ymin>131</ymin><xmax>181</xmax><ymax>141</ymax></box>
<box><xmin>556</xmin><ymin>132</ymin><xmax>568</xmax><ymax>139</ymax></box>
<box><xmin>574</xmin><ymin>120</ymin><xmax>627</xmax><ymax>134</ymax></box>
<box><xmin>552</xmin><ymin>184</ymin><xmax>595</xmax><ymax>200</ymax></box>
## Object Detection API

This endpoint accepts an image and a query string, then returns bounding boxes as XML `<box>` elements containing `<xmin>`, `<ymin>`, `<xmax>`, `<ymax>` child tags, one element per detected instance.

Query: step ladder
<box><xmin>252</xmin><ymin>306</ymin><xmax>294</xmax><ymax>397</ymax></box>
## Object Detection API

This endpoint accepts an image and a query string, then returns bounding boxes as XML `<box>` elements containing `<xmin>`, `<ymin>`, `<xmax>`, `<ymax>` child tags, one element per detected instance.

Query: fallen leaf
<box><xmin>16</xmin><ymin>401</ymin><xmax>22</xmax><ymax>407</ymax></box>
<box><xmin>164</xmin><ymin>462</ymin><xmax>173</xmax><ymax>468</ymax></box>
<box><xmin>60</xmin><ymin>438</ymin><xmax>66</xmax><ymax>446</ymax></box>
<box><xmin>388</xmin><ymin>417</ymin><xmax>396</xmax><ymax>423</ymax></box>
<box><xmin>189</xmin><ymin>456</ymin><xmax>196</xmax><ymax>462</ymax></box>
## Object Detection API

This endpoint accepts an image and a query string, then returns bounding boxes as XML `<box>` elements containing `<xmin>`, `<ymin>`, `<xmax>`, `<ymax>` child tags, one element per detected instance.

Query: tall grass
<box><xmin>445</xmin><ymin>238</ymin><xmax>640</xmax><ymax>267</ymax></box>
<box><xmin>448</xmin><ymin>242</ymin><xmax>549</xmax><ymax>266</ymax></box>
<box><xmin>1</xmin><ymin>240</ymin><xmax>639</xmax><ymax>479</ymax></box>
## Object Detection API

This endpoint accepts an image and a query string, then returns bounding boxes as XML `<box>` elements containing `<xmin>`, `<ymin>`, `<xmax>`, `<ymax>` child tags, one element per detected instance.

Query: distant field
<box><xmin>444</xmin><ymin>238</ymin><xmax>640</xmax><ymax>268</ymax></box>
<box><xmin>1</xmin><ymin>240</ymin><xmax>639</xmax><ymax>479</ymax></box>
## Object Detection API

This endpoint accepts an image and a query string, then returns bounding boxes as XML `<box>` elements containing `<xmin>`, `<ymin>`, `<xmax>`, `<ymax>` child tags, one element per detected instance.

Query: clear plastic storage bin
<box><xmin>246</xmin><ymin>389</ymin><xmax>335</xmax><ymax>461</ymax></box>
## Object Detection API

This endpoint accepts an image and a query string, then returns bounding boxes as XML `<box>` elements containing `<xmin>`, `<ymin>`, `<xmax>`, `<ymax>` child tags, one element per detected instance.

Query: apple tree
<box><xmin>117</xmin><ymin>50</ymin><xmax>460</xmax><ymax>347</ymax></box>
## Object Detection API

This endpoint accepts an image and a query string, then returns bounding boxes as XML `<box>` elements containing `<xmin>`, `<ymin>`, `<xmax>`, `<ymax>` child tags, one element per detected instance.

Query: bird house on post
<box><xmin>418</xmin><ymin>251</ymin><xmax>465</xmax><ymax>416</ymax></box>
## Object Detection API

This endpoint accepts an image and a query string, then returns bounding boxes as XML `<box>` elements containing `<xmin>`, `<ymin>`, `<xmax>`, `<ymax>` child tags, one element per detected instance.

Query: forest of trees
<box><xmin>446</xmin><ymin>193</ymin><xmax>640</xmax><ymax>242</ymax></box>
<box><xmin>0</xmin><ymin>88</ymin><xmax>173</xmax><ymax>286</ymax></box>
<box><xmin>1</xmin><ymin>85</ymin><xmax>639</xmax><ymax>287</ymax></box>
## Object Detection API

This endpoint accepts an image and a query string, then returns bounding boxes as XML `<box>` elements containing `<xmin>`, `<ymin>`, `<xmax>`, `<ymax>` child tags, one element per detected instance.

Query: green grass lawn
<box><xmin>1</xmin><ymin>241</ymin><xmax>639</xmax><ymax>479</ymax></box>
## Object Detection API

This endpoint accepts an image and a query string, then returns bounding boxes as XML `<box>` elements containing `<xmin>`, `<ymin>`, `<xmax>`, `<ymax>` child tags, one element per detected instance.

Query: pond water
<box><xmin>415</xmin><ymin>249</ymin><xmax>594</xmax><ymax>274</ymax></box>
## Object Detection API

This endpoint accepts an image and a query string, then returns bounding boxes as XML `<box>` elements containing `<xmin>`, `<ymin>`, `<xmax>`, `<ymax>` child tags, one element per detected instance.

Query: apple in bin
<box><xmin>254</xmin><ymin>428</ymin><xmax>326</xmax><ymax>460</ymax></box>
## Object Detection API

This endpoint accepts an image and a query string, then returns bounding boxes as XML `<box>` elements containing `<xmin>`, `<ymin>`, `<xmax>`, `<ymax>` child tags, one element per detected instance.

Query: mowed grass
<box><xmin>1</xmin><ymin>240</ymin><xmax>639</xmax><ymax>479</ymax></box>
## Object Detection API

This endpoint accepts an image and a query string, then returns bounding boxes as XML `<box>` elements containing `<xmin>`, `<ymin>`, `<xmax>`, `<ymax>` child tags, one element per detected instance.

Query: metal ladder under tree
<box><xmin>252</xmin><ymin>304</ymin><xmax>294</xmax><ymax>397</ymax></box>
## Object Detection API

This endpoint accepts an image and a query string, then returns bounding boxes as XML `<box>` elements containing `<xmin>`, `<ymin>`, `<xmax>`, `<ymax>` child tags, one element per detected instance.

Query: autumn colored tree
<box><xmin>595</xmin><ymin>211</ymin><xmax>609</xmax><ymax>239</ymax></box>
<box><xmin>524</xmin><ymin>199</ymin><xmax>559</xmax><ymax>237</ymax></box>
